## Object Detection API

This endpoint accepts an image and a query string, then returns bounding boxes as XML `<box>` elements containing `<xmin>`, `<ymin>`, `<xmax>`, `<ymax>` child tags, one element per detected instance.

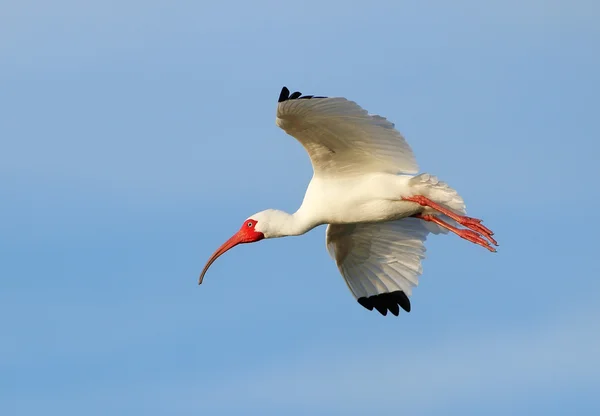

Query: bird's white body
<box><xmin>251</xmin><ymin>174</ymin><xmax>417</xmax><ymax>238</ymax></box>
<box><xmin>252</xmin><ymin>172</ymin><xmax>464</xmax><ymax>237</ymax></box>
<box><xmin>200</xmin><ymin>86</ymin><xmax>496</xmax><ymax>316</ymax></box>
<box><xmin>299</xmin><ymin>173</ymin><xmax>419</xmax><ymax>225</ymax></box>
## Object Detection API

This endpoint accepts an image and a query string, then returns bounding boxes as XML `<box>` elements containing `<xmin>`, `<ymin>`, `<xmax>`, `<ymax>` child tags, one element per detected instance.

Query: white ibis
<box><xmin>199</xmin><ymin>86</ymin><xmax>497</xmax><ymax>316</ymax></box>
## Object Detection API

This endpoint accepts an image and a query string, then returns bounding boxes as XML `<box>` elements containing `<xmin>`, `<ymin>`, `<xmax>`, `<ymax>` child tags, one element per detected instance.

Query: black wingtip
<box><xmin>396</xmin><ymin>291</ymin><xmax>411</xmax><ymax>313</ymax></box>
<box><xmin>278</xmin><ymin>86</ymin><xmax>327</xmax><ymax>103</ymax></box>
<box><xmin>357</xmin><ymin>297</ymin><xmax>374</xmax><ymax>311</ymax></box>
<box><xmin>278</xmin><ymin>86</ymin><xmax>290</xmax><ymax>102</ymax></box>
<box><xmin>389</xmin><ymin>303</ymin><xmax>400</xmax><ymax>317</ymax></box>
<box><xmin>357</xmin><ymin>291</ymin><xmax>412</xmax><ymax>316</ymax></box>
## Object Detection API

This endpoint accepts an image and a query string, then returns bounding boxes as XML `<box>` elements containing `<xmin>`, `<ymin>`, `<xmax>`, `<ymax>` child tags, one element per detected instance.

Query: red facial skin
<box><xmin>198</xmin><ymin>219</ymin><xmax>265</xmax><ymax>284</ymax></box>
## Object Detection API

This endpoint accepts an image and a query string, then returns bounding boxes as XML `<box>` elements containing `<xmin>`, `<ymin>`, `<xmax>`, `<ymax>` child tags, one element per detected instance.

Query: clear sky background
<box><xmin>1</xmin><ymin>1</ymin><xmax>599</xmax><ymax>415</ymax></box>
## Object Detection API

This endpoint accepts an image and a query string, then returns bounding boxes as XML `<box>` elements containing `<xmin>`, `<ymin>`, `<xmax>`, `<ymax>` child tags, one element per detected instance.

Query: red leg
<box><xmin>403</xmin><ymin>195</ymin><xmax>498</xmax><ymax>246</ymax></box>
<box><xmin>415</xmin><ymin>214</ymin><xmax>497</xmax><ymax>253</ymax></box>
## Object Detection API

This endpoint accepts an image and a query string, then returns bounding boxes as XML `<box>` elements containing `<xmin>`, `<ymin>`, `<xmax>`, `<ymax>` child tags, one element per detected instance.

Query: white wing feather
<box><xmin>326</xmin><ymin>218</ymin><xmax>429</xmax><ymax>315</ymax></box>
<box><xmin>276</xmin><ymin>92</ymin><xmax>418</xmax><ymax>177</ymax></box>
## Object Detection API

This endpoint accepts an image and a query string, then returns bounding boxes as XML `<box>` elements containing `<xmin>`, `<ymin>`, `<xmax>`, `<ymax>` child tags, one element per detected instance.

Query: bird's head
<box><xmin>198</xmin><ymin>210</ymin><xmax>281</xmax><ymax>284</ymax></box>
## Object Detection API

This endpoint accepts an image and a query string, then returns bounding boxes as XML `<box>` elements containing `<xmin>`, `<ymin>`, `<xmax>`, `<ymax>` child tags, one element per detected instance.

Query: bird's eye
<box><xmin>247</xmin><ymin>222</ymin><xmax>253</xmax><ymax>227</ymax></box>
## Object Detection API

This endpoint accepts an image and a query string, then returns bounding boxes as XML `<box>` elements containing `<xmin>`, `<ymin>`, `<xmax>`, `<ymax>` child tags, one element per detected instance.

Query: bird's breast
<box><xmin>299</xmin><ymin>174</ymin><xmax>420</xmax><ymax>225</ymax></box>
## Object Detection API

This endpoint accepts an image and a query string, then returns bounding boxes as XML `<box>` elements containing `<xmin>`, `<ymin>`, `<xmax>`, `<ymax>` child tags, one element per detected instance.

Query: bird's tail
<box><xmin>409</xmin><ymin>173</ymin><xmax>466</xmax><ymax>234</ymax></box>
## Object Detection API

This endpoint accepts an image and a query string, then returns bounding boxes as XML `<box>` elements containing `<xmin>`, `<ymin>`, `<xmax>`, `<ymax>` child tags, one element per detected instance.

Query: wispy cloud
<box><xmin>184</xmin><ymin>301</ymin><xmax>600</xmax><ymax>414</ymax></box>
<box><xmin>6</xmin><ymin>301</ymin><xmax>599</xmax><ymax>416</ymax></box>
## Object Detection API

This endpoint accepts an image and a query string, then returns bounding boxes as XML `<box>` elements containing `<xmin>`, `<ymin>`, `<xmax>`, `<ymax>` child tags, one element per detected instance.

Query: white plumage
<box><xmin>326</xmin><ymin>218</ymin><xmax>428</xmax><ymax>315</ymax></box>
<box><xmin>198</xmin><ymin>86</ymin><xmax>497</xmax><ymax>317</ymax></box>
<box><xmin>276</xmin><ymin>93</ymin><xmax>418</xmax><ymax>177</ymax></box>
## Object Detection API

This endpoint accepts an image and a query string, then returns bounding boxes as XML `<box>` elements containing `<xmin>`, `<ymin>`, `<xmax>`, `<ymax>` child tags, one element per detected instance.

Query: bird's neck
<box><xmin>264</xmin><ymin>209</ymin><xmax>320</xmax><ymax>238</ymax></box>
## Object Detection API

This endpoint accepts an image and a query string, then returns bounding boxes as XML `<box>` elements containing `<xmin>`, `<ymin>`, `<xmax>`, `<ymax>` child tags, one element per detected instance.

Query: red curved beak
<box><xmin>198</xmin><ymin>227</ymin><xmax>264</xmax><ymax>284</ymax></box>
<box><xmin>198</xmin><ymin>232</ymin><xmax>243</xmax><ymax>285</ymax></box>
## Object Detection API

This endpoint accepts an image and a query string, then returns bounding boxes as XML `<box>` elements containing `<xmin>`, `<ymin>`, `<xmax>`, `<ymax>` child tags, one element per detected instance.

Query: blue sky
<box><xmin>1</xmin><ymin>1</ymin><xmax>599</xmax><ymax>415</ymax></box>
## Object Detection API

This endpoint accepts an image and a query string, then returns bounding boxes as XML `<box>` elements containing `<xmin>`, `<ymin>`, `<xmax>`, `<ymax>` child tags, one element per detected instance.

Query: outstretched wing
<box><xmin>326</xmin><ymin>218</ymin><xmax>429</xmax><ymax>316</ymax></box>
<box><xmin>276</xmin><ymin>86</ymin><xmax>418</xmax><ymax>177</ymax></box>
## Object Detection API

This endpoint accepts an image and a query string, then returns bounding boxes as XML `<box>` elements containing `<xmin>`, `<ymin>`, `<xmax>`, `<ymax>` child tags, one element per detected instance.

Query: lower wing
<box><xmin>326</xmin><ymin>218</ymin><xmax>429</xmax><ymax>316</ymax></box>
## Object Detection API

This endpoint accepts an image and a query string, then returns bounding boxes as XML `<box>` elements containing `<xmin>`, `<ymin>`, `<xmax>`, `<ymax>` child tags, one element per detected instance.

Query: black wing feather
<box><xmin>277</xmin><ymin>86</ymin><xmax>326</xmax><ymax>102</ymax></box>
<box><xmin>357</xmin><ymin>291</ymin><xmax>412</xmax><ymax>317</ymax></box>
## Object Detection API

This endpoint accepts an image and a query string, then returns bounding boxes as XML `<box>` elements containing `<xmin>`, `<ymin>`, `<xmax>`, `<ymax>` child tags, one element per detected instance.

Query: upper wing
<box><xmin>276</xmin><ymin>86</ymin><xmax>418</xmax><ymax>177</ymax></box>
<box><xmin>326</xmin><ymin>218</ymin><xmax>429</xmax><ymax>316</ymax></box>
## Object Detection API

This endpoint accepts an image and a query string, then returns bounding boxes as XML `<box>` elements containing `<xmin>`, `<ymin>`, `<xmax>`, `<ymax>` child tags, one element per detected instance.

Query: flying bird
<box><xmin>199</xmin><ymin>86</ymin><xmax>497</xmax><ymax>316</ymax></box>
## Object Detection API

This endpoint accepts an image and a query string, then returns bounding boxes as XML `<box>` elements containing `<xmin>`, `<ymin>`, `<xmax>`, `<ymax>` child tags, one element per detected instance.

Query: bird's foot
<box><xmin>454</xmin><ymin>227</ymin><xmax>497</xmax><ymax>252</ymax></box>
<box><xmin>413</xmin><ymin>212</ymin><xmax>497</xmax><ymax>253</ymax></box>
<box><xmin>456</xmin><ymin>216</ymin><xmax>497</xmax><ymax>246</ymax></box>
<box><xmin>403</xmin><ymin>195</ymin><xmax>498</xmax><ymax>248</ymax></box>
